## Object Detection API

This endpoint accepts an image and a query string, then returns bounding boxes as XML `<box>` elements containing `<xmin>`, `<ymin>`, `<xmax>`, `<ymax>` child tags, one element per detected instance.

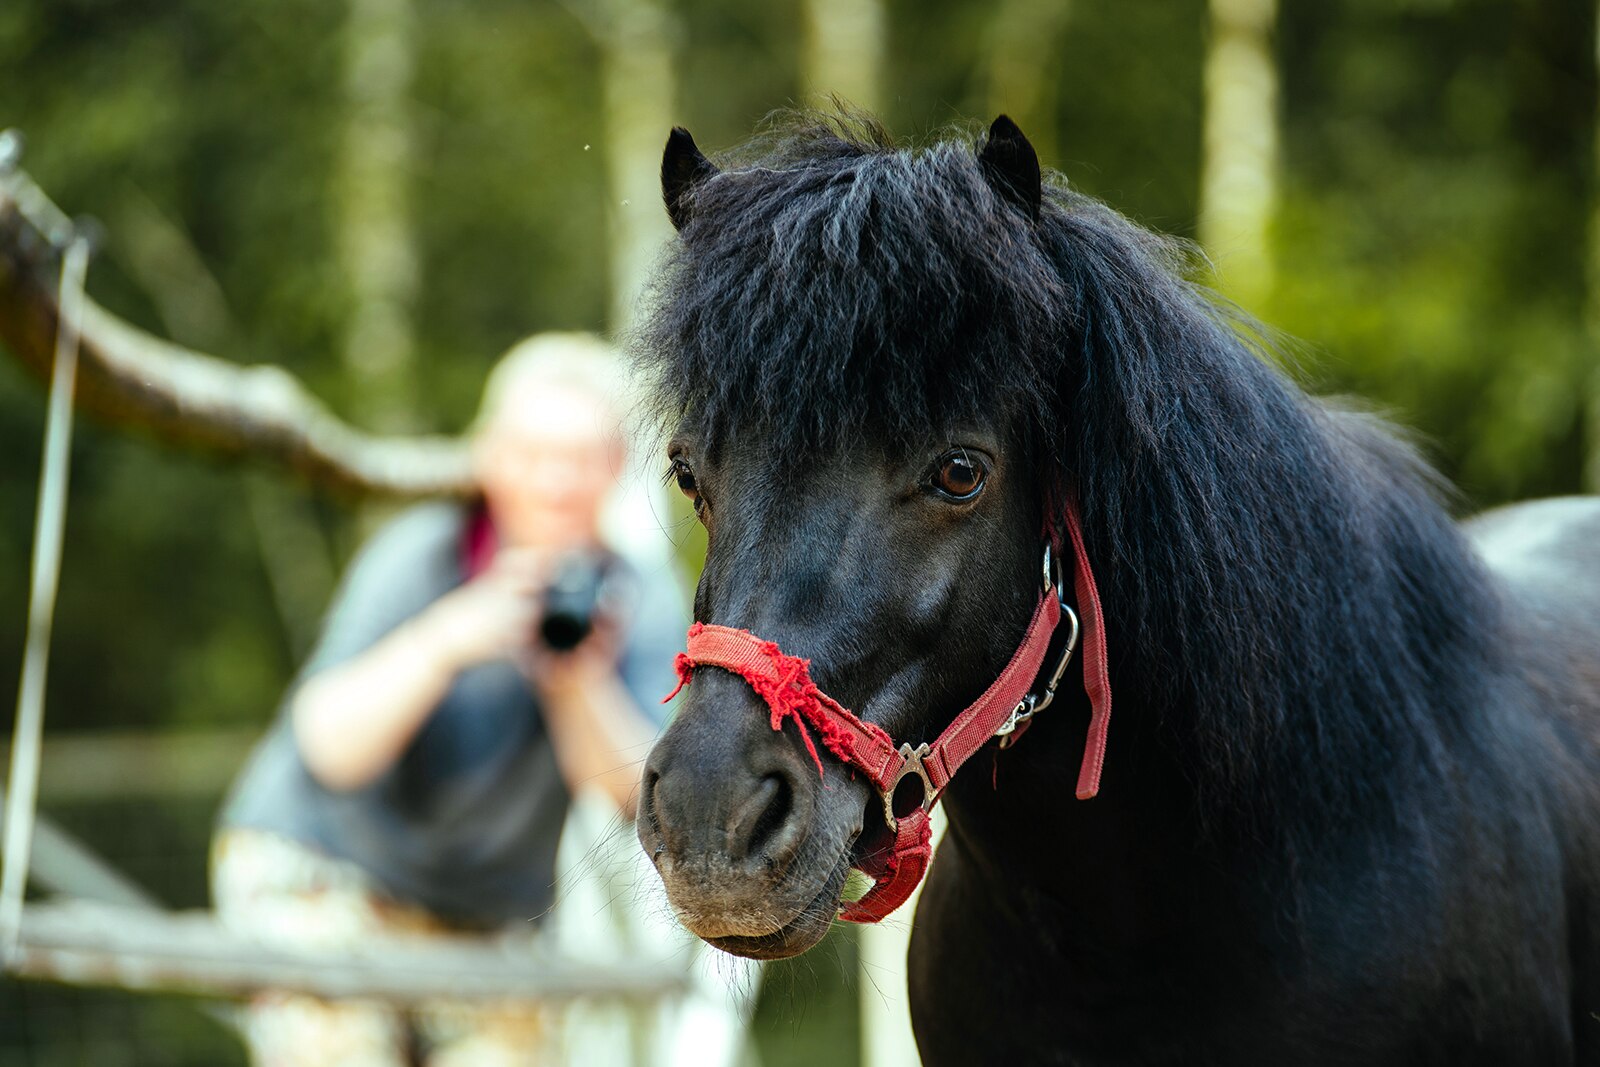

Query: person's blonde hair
<box><xmin>473</xmin><ymin>331</ymin><xmax>632</xmax><ymax>436</ymax></box>
<box><xmin>473</xmin><ymin>331</ymin><xmax>678</xmax><ymax>566</ymax></box>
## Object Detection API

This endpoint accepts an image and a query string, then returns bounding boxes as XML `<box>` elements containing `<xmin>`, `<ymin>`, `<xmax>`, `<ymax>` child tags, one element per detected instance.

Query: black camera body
<box><xmin>538</xmin><ymin>552</ymin><xmax>614</xmax><ymax>651</ymax></box>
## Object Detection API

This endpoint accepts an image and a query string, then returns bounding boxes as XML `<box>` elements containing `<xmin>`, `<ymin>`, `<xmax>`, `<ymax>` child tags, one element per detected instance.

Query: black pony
<box><xmin>634</xmin><ymin>112</ymin><xmax>1600</xmax><ymax>1064</ymax></box>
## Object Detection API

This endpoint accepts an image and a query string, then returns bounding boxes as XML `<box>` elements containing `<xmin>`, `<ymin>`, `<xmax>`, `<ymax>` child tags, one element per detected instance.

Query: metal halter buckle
<box><xmin>881</xmin><ymin>742</ymin><xmax>937</xmax><ymax>832</ymax></box>
<box><xmin>994</xmin><ymin>544</ymin><xmax>1081</xmax><ymax>749</ymax></box>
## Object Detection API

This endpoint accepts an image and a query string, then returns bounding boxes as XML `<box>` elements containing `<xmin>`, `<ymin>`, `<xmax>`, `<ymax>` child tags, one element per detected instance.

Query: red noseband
<box><xmin>664</xmin><ymin>504</ymin><xmax>1110</xmax><ymax>923</ymax></box>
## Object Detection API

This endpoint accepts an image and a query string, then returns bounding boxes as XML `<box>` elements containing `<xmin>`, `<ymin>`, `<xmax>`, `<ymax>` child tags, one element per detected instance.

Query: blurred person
<box><xmin>212</xmin><ymin>332</ymin><xmax>686</xmax><ymax>1067</ymax></box>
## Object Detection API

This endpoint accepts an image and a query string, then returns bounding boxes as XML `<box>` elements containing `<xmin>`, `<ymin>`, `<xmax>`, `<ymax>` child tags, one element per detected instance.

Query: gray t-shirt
<box><xmin>219</xmin><ymin>502</ymin><xmax>685</xmax><ymax>928</ymax></box>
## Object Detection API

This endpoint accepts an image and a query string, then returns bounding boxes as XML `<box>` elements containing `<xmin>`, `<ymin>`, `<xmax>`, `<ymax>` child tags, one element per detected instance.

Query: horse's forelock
<box><xmin>636</xmin><ymin>113</ymin><xmax>1066</xmax><ymax>456</ymax></box>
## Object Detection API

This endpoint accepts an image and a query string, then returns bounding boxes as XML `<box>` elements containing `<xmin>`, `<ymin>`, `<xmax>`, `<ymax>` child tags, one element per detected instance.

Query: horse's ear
<box><xmin>662</xmin><ymin>127</ymin><xmax>719</xmax><ymax>231</ymax></box>
<box><xmin>978</xmin><ymin>115</ymin><xmax>1041</xmax><ymax>222</ymax></box>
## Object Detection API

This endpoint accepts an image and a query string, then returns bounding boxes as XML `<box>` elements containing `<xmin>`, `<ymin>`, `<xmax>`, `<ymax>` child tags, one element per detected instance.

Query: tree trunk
<box><xmin>595</xmin><ymin>0</ymin><xmax>679</xmax><ymax>333</ymax></box>
<box><xmin>985</xmin><ymin>0</ymin><xmax>1073</xmax><ymax>165</ymax></box>
<box><xmin>1199</xmin><ymin>0</ymin><xmax>1278</xmax><ymax>306</ymax></box>
<box><xmin>1586</xmin><ymin>3</ymin><xmax>1600</xmax><ymax>493</ymax></box>
<box><xmin>802</xmin><ymin>0</ymin><xmax>885</xmax><ymax>113</ymax></box>
<box><xmin>339</xmin><ymin>0</ymin><xmax>419</xmax><ymax>431</ymax></box>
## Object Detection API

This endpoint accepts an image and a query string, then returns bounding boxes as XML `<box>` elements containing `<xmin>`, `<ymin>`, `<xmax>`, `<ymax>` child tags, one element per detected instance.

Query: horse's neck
<box><xmin>939</xmin><ymin>700</ymin><xmax>1230</xmax><ymax>953</ymax></box>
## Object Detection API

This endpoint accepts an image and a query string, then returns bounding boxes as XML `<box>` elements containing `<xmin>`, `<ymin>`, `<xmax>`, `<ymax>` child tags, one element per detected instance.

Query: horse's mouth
<box><xmin>705</xmin><ymin>794</ymin><xmax>898</xmax><ymax>959</ymax></box>
<box><xmin>704</xmin><ymin>850</ymin><xmax>855</xmax><ymax>960</ymax></box>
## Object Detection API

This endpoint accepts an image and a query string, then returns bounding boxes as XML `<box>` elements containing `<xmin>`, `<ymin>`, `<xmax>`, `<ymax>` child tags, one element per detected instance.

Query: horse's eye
<box><xmin>932</xmin><ymin>451</ymin><xmax>986</xmax><ymax>500</ymax></box>
<box><xmin>670</xmin><ymin>458</ymin><xmax>699</xmax><ymax>502</ymax></box>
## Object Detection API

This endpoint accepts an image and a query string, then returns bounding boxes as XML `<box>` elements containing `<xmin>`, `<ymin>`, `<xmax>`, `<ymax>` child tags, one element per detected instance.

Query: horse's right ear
<box><xmin>662</xmin><ymin>127</ymin><xmax>719</xmax><ymax>231</ymax></box>
<box><xmin>978</xmin><ymin>115</ymin><xmax>1042</xmax><ymax>222</ymax></box>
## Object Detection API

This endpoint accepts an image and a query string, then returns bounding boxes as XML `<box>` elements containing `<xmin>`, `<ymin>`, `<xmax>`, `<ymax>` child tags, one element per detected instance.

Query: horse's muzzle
<box><xmin>637</xmin><ymin>667</ymin><xmax>866</xmax><ymax>951</ymax></box>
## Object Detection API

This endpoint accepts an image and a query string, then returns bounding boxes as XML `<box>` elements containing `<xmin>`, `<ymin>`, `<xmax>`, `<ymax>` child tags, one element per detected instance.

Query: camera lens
<box><xmin>539</xmin><ymin>553</ymin><xmax>607</xmax><ymax>650</ymax></box>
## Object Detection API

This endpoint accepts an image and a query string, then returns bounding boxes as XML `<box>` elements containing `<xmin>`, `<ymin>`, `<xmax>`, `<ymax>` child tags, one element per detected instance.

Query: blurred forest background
<box><xmin>1</xmin><ymin>0</ymin><xmax>1598</xmax><ymax>1063</ymax></box>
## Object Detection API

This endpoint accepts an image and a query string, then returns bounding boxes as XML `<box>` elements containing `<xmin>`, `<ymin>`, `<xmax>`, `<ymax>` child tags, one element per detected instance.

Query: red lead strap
<box><xmin>665</xmin><ymin>503</ymin><xmax>1111</xmax><ymax>923</ymax></box>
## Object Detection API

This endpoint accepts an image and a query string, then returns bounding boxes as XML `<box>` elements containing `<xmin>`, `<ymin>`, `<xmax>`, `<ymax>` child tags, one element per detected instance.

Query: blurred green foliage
<box><xmin>0</xmin><ymin>0</ymin><xmax>1596</xmax><ymax>1062</ymax></box>
<box><xmin>1275</xmin><ymin>0</ymin><xmax>1596</xmax><ymax>501</ymax></box>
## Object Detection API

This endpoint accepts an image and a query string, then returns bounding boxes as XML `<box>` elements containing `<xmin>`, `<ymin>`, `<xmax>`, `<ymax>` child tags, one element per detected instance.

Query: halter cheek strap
<box><xmin>664</xmin><ymin>503</ymin><xmax>1111</xmax><ymax>923</ymax></box>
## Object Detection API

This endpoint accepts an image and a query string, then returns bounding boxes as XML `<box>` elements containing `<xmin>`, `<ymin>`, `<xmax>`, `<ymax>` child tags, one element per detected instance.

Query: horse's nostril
<box><xmin>638</xmin><ymin>767</ymin><xmax>665</xmax><ymax>854</ymax></box>
<box><xmin>740</xmin><ymin>772</ymin><xmax>795</xmax><ymax>866</ymax></box>
<box><xmin>644</xmin><ymin>767</ymin><xmax>661</xmax><ymax>817</ymax></box>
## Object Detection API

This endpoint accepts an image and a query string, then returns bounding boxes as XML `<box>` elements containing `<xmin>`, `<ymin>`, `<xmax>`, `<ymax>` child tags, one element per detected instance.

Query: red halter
<box><xmin>664</xmin><ymin>504</ymin><xmax>1111</xmax><ymax>923</ymax></box>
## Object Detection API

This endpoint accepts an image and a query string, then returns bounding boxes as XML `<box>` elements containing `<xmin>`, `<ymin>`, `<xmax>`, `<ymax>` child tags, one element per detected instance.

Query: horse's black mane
<box><xmin>637</xmin><ymin>112</ymin><xmax>1500</xmax><ymax>845</ymax></box>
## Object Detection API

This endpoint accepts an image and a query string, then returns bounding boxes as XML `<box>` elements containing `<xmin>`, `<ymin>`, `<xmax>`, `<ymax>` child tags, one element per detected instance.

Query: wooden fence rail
<box><xmin>13</xmin><ymin>900</ymin><xmax>689</xmax><ymax>1005</ymax></box>
<box><xmin>0</xmin><ymin>141</ymin><xmax>473</xmax><ymax>500</ymax></box>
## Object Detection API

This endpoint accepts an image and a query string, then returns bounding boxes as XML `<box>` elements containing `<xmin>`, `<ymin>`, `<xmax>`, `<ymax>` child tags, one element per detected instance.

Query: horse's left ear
<box><xmin>662</xmin><ymin>127</ymin><xmax>720</xmax><ymax>231</ymax></box>
<box><xmin>978</xmin><ymin>115</ymin><xmax>1042</xmax><ymax>222</ymax></box>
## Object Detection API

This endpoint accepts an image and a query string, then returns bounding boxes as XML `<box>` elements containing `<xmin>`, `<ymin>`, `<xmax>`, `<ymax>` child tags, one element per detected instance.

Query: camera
<box><xmin>538</xmin><ymin>552</ymin><xmax>613</xmax><ymax>651</ymax></box>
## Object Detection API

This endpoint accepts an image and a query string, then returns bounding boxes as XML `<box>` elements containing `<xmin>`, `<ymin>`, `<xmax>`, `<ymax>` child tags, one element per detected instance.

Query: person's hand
<box><xmin>519</xmin><ymin>613</ymin><xmax>624</xmax><ymax>703</ymax></box>
<box><xmin>418</xmin><ymin>548</ymin><xmax>550</xmax><ymax>671</ymax></box>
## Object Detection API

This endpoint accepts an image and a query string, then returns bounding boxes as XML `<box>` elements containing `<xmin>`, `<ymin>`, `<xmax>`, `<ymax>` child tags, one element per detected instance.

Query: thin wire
<box><xmin>0</xmin><ymin>234</ymin><xmax>89</xmax><ymax>964</ymax></box>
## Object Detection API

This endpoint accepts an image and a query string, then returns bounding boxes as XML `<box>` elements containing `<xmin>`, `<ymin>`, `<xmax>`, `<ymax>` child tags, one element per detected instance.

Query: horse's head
<box><xmin>635</xmin><ymin>115</ymin><xmax>1069</xmax><ymax>959</ymax></box>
